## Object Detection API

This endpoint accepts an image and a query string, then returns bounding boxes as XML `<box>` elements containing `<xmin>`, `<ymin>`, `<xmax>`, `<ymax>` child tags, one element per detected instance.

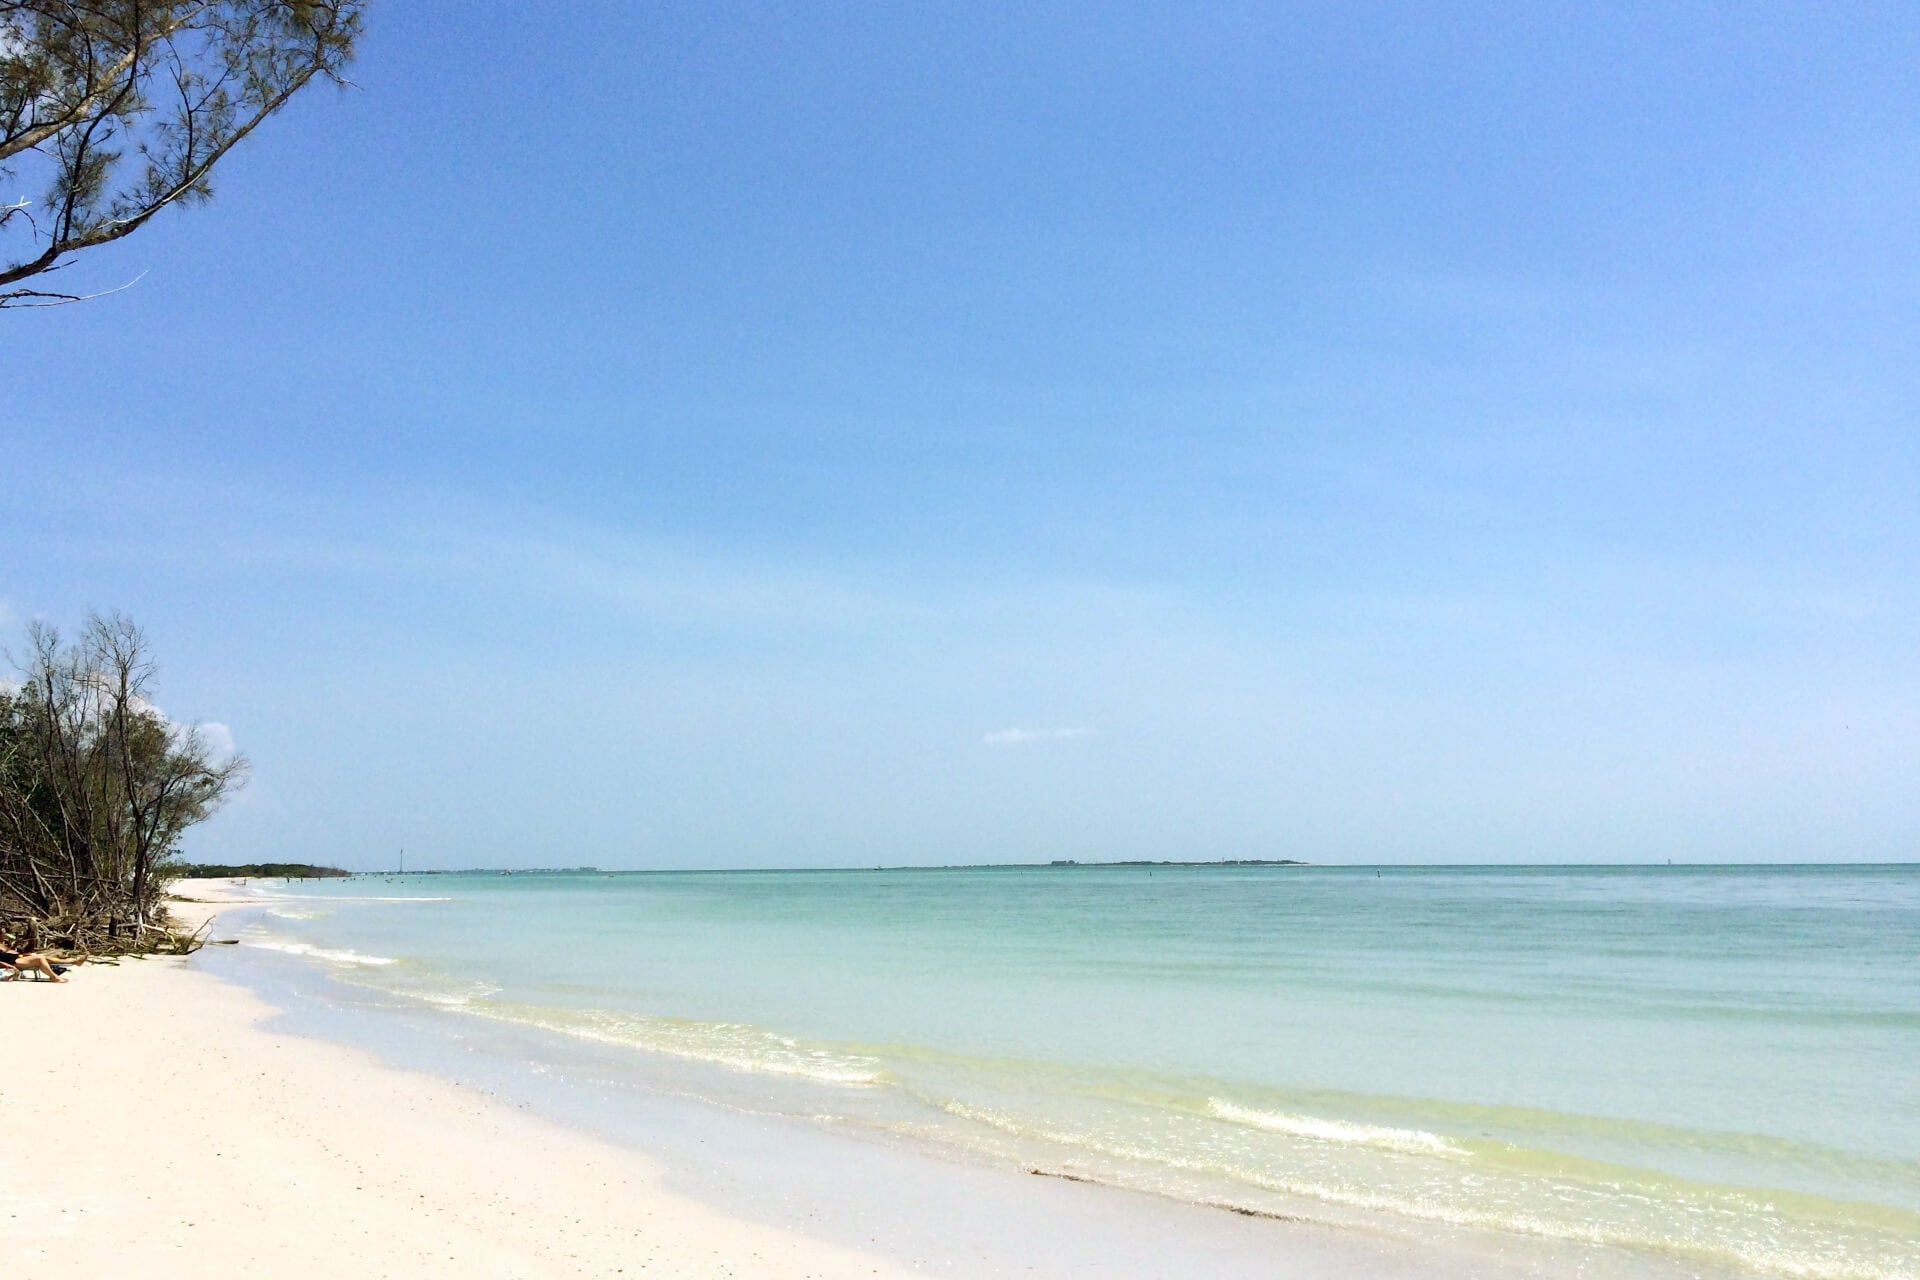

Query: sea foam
<box><xmin>242</xmin><ymin>933</ymin><xmax>398</xmax><ymax>967</ymax></box>
<box><xmin>1205</xmin><ymin>1099</ymin><xmax>1466</xmax><ymax>1157</ymax></box>
<box><xmin>463</xmin><ymin>1003</ymin><xmax>888</xmax><ymax>1088</ymax></box>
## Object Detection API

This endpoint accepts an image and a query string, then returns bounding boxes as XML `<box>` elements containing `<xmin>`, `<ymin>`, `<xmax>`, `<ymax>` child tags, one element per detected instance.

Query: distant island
<box><xmin>879</xmin><ymin>859</ymin><xmax>1310</xmax><ymax>871</ymax></box>
<box><xmin>1041</xmin><ymin>859</ymin><xmax>1306</xmax><ymax>867</ymax></box>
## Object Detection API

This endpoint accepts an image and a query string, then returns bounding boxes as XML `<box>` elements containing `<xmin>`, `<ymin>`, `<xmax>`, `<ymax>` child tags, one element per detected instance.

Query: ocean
<box><xmin>211</xmin><ymin>863</ymin><xmax>1920</xmax><ymax>1279</ymax></box>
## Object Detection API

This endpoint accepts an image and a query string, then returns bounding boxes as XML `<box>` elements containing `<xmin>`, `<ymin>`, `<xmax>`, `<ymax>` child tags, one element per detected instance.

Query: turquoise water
<box><xmin>234</xmin><ymin>864</ymin><xmax>1920</xmax><ymax>1278</ymax></box>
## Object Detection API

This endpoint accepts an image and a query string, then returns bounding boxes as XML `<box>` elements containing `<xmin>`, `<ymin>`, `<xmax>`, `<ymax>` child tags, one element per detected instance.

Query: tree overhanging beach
<box><xmin>0</xmin><ymin>0</ymin><xmax>363</xmax><ymax>306</ymax></box>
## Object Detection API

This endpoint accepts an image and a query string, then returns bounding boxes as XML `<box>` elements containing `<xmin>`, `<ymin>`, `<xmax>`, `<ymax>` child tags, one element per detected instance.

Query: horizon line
<box><xmin>290</xmin><ymin>857</ymin><xmax>1920</xmax><ymax>876</ymax></box>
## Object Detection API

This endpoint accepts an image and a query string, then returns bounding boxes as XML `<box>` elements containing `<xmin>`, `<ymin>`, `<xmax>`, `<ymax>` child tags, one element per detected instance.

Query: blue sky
<box><xmin>5</xmin><ymin>2</ymin><xmax>1917</xmax><ymax>868</ymax></box>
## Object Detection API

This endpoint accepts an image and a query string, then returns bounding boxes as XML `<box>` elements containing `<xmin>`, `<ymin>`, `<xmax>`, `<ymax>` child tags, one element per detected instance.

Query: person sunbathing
<box><xmin>0</xmin><ymin>932</ymin><xmax>67</xmax><ymax>982</ymax></box>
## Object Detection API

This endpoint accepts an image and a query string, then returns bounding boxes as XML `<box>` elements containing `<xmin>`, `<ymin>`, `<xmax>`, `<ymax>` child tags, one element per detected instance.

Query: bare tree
<box><xmin>0</xmin><ymin>0</ymin><xmax>361</xmax><ymax>307</ymax></box>
<box><xmin>0</xmin><ymin>613</ymin><xmax>246</xmax><ymax>950</ymax></box>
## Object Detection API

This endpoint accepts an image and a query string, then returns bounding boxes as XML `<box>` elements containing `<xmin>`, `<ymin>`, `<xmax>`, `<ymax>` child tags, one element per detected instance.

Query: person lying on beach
<box><xmin>0</xmin><ymin>932</ymin><xmax>68</xmax><ymax>982</ymax></box>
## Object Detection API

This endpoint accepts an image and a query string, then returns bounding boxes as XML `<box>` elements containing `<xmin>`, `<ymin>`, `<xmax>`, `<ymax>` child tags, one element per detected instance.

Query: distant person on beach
<box><xmin>0</xmin><ymin>931</ymin><xmax>68</xmax><ymax>982</ymax></box>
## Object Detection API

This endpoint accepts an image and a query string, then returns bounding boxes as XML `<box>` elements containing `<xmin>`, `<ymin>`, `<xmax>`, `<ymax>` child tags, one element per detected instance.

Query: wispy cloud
<box><xmin>981</xmin><ymin>726</ymin><xmax>1093</xmax><ymax>746</ymax></box>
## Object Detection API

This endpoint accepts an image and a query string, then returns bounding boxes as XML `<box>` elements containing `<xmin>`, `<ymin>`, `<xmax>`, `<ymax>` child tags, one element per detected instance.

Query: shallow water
<box><xmin>226</xmin><ymin>864</ymin><xmax>1920</xmax><ymax>1279</ymax></box>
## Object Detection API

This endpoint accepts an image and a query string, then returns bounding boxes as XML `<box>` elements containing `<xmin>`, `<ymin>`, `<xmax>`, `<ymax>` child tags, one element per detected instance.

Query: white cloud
<box><xmin>981</xmin><ymin>727</ymin><xmax>1094</xmax><ymax>746</ymax></box>
<box><xmin>149</xmin><ymin>702</ymin><xmax>237</xmax><ymax>761</ymax></box>
<box><xmin>196</xmin><ymin>721</ymin><xmax>238</xmax><ymax>759</ymax></box>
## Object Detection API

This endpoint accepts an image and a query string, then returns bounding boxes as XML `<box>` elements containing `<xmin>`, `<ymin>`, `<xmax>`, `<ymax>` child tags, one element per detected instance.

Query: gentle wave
<box><xmin>1274</xmin><ymin>1088</ymin><xmax>1920</xmax><ymax>1183</ymax></box>
<box><xmin>225</xmin><ymin>930</ymin><xmax>883</xmax><ymax>1085</ymax></box>
<box><xmin>242</xmin><ymin>934</ymin><xmax>398</xmax><ymax>967</ymax></box>
<box><xmin>939</xmin><ymin>1101</ymin><xmax>1920</xmax><ymax>1280</ymax></box>
<box><xmin>1204</xmin><ymin>1098</ymin><xmax>1466</xmax><ymax>1157</ymax></box>
<box><xmin>464</xmin><ymin>1002</ymin><xmax>887</xmax><ymax>1088</ymax></box>
<box><xmin>408</xmin><ymin>982</ymin><xmax>502</xmax><ymax>1008</ymax></box>
<box><xmin>875</xmin><ymin>1045</ymin><xmax>1914</xmax><ymax>1188</ymax></box>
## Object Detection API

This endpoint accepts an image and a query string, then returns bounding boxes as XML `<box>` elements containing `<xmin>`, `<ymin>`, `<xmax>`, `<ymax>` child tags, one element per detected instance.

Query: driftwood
<box><xmin>2</xmin><ymin>902</ymin><xmax>207</xmax><ymax>961</ymax></box>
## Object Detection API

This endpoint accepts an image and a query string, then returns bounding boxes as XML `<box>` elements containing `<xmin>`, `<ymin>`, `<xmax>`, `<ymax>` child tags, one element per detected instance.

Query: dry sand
<box><xmin>1</xmin><ymin>896</ymin><xmax>922</xmax><ymax>1279</ymax></box>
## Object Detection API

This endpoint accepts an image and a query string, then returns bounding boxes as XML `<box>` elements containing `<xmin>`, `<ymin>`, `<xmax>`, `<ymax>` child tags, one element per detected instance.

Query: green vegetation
<box><xmin>0</xmin><ymin>614</ymin><xmax>247</xmax><ymax>954</ymax></box>
<box><xmin>179</xmin><ymin>863</ymin><xmax>348</xmax><ymax>879</ymax></box>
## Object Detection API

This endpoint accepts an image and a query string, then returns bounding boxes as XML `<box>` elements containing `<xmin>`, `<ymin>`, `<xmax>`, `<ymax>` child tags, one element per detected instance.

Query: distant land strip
<box><xmin>176</xmin><ymin>863</ymin><xmax>351</xmax><ymax>879</ymax></box>
<box><xmin>1036</xmin><ymin>859</ymin><xmax>1306</xmax><ymax>868</ymax></box>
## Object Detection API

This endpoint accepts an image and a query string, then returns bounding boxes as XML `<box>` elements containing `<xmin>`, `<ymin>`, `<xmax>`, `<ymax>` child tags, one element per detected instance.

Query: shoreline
<box><xmin>2</xmin><ymin>917</ymin><xmax>921</xmax><ymax>1277</ymax></box>
<box><xmin>161</xmin><ymin>882</ymin><xmax>1486</xmax><ymax>1278</ymax></box>
<box><xmin>7</xmin><ymin>879</ymin><xmax>1753</xmax><ymax>1278</ymax></box>
<box><xmin>3</xmin><ymin>880</ymin><xmax>1401</xmax><ymax>1279</ymax></box>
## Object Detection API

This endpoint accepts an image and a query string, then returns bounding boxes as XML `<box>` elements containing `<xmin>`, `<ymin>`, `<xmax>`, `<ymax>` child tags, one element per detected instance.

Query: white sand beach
<box><xmin>2</xmin><ymin>976</ymin><xmax>919</xmax><ymax>1279</ymax></box>
<box><xmin>1</xmin><ymin>886</ymin><xmax>919</xmax><ymax>1279</ymax></box>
